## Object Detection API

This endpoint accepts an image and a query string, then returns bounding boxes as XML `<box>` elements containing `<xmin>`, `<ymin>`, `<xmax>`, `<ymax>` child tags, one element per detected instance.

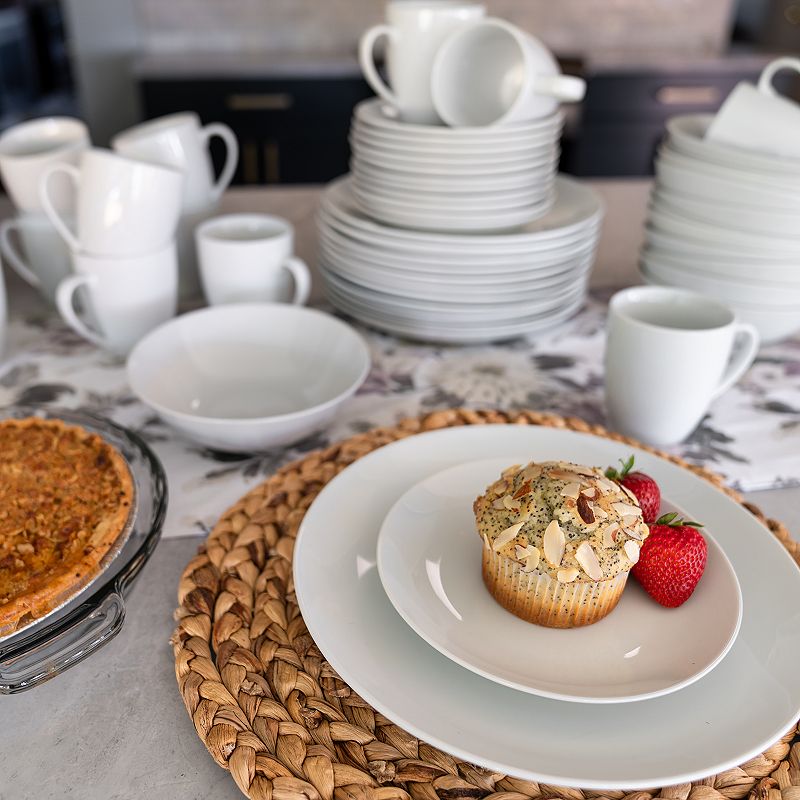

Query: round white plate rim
<box><xmin>376</xmin><ymin>457</ymin><xmax>742</xmax><ymax>704</ymax></box>
<box><xmin>293</xmin><ymin>425</ymin><xmax>800</xmax><ymax>790</ymax></box>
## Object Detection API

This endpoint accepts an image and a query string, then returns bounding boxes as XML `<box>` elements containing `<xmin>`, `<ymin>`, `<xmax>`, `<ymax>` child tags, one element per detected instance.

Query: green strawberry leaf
<box><xmin>654</xmin><ymin>512</ymin><xmax>704</xmax><ymax>529</ymax></box>
<box><xmin>605</xmin><ymin>454</ymin><xmax>635</xmax><ymax>480</ymax></box>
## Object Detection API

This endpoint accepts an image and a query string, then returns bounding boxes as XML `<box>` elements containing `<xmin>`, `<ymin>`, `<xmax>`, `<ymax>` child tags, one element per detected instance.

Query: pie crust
<box><xmin>0</xmin><ymin>417</ymin><xmax>134</xmax><ymax>634</ymax></box>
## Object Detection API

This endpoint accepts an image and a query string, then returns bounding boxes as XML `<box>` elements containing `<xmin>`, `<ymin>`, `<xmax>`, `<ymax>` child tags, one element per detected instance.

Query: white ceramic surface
<box><xmin>0</xmin><ymin>254</ymin><xmax>6</xmax><ymax>358</ymax></box>
<box><xmin>0</xmin><ymin>117</ymin><xmax>89</xmax><ymax>213</ymax></box>
<box><xmin>175</xmin><ymin>199</ymin><xmax>218</xmax><ymax>301</ymax></box>
<box><xmin>126</xmin><ymin>304</ymin><xmax>370</xmax><ymax>452</ymax></box>
<box><xmin>293</xmin><ymin>424</ymin><xmax>800</xmax><ymax>789</ymax></box>
<box><xmin>431</xmin><ymin>18</ymin><xmax>585</xmax><ymax>126</ymax></box>
<box><xmin>358</xmin><ymin>1</ymin><xmax>486</xmax><ymax>124</ymax></box>
<box><xmin>56</xmin><ymin>242</ymin><xmax>178</xmax><ymax>356</ymax></box>
<box><xmin>0</xmin><ymin>213</ymin><xmax>72</xmax><ymax>303</ymax></box>
<box><xmin>377</xmin><ymin>457</ymin><xmax>742</xmax><ymax>702</ymax></box>
<box><xmin>40</xmin><ymin>148</ymin><xmax>183</xmax><ymax>257</ymax></box>
<box><xmin>706</xmin><ymin>58</ymin><xmax>800</xmax><ymax>159</ymax></box>
<box><xmin>196</xmin><ymin>213</ymin><xmax>311</xmax><ymax>306</ymax></box>
<box><xmin>605</xmin><ymin>287</ymin><xmax>759</xmax><ymax>446</ymax></box>
<box><xmin>112</xmin><ymin>111</ymin><xmax>239</xmax><ymax>211</ymax></box>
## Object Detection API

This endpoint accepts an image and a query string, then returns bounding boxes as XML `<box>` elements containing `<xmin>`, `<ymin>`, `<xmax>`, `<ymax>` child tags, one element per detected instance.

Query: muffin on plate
<box><xmin>474</xmin><ymin>460</ymin><xmax>649</xmax><ymax>628</ymax></box>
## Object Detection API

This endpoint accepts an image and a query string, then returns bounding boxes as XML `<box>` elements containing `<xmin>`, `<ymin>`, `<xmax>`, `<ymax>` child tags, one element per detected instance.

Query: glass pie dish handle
<box><xmin>0</xmin><ymin>531</ymin><xmax>158</xmax><ymax>694</ymax></box>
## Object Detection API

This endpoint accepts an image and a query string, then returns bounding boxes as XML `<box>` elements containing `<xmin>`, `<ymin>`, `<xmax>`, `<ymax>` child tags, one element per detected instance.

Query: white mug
<box><xmin>359</xmin><ymin>1</ymin><xmax>486</xmax><ymax>124</ymax></box>
<box><xmin>111</xmin><ymin>112</ymin><xmax>238</xmax><ymax>211</ymax></box>
<box><xmin>431</xmin><ymin>18</ymin><xmax>585</xmax><ymax>127</ymax></box>
<box><xmin>56</xmin><ymin>242</ymin><xmax>178</xmax><ymax>355</ymax></box>
<box><xmin>0</xmin><ymin>117</ymin><xmax>89</xmax><ymax>213</ymax></box>
<box><xmin>39</xmin><ymin>148</ymin><xmax>183</xmax><ymax>257</ymax></box>
<box><xmin>195</xmin><ymin>214</ymin><xmax>311</xmax><ymax>306</ymax></box>
<box><xmin>605</xmin><ymin>286</ymin><xmax>759</xmax><ymax>446</ymax></box>
<box><xmin>706</xmin><ymin>58</ymin><xmax>800</xmax><ymax>159</ymax></box>
<box><xmin>0</xmin><ymin>213</ymin><xmax>72</xmax><ymax>303</ymax></box>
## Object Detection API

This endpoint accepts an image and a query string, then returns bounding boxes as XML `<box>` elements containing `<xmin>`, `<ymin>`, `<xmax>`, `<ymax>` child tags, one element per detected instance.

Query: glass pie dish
<box><xmin>0</xmin><ymin>406</ymin><xmax>167</xmax><ymax>694</ymax></box>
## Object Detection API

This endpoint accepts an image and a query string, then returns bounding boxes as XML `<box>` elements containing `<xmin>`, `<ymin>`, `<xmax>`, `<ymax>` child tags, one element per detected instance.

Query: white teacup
<box><xmin>706</xmin><ymin>58</ymin><xmax>800</xmax><ymax>160</ymax></box>
<box><xmin>605</xmin><ymin>287</ymin><xmax>759</xmax><ymax>446</ymax></box>
<box><xmin>196</xmin><ymin>214</ymin><xmax>311</xmax><ymax>306</ymax></box>
<box><xmin>112</xmin><ymin>112</ymin><xmax>238</xmax><ymax>211</ymax></box>
<box><xmin>0</xmin><ymin>214</ymin><xmax>72</xmax><ymax>304</ymax></box>
<box><xmin>0</xmin><ymin>117</ymin><xmax>89</xmax><ymax>213</ymax></box>
<box><xmin>39</xmin><ymin>148</ymin><xmax>183</xmax><ymax>257</ymax></box>
<box><xmin>56</xmin><ymin>242</ymin><xmax>178</xmax><ymax>355</ymax></box>
<box><xmin>359</xmin><ymin>0</ymin><xmax>486</xmax><ymax>125</ymax></box>
<box><xmin>431</xmin><ymin>19</ymin><xmax>585</xmax><ymax>127</ymax></box>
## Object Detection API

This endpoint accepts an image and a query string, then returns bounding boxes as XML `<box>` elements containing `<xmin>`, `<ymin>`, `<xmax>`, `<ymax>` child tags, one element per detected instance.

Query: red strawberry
<box><xmin>632</xmin><ymin>513</ymin><xmax>707</xmax><ymax>608</ymax></box>
<box><xmin>605</xmin><ymin>455</ymin><xmax>661</xmax><ymax>523</ymax></box>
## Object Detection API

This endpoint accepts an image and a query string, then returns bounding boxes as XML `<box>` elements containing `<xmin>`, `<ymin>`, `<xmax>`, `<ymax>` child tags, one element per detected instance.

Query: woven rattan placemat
<box><xmin>173</xmin><ymin>409</ymin><xmax>800</xmax><ymax>800</ymax></box>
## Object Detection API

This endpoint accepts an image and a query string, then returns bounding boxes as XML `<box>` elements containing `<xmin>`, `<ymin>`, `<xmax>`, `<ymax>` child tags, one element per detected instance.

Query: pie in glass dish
<box><xmin>0</xmin><ymin>417</ymin><xmax>134</xmax><ymax>634</ymax></box>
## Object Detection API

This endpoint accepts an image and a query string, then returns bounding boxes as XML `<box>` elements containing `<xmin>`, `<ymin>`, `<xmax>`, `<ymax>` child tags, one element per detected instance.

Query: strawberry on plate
<box><xmin>632</xmin><ymin>513</ymin><xmax>708</xmax><ymax>608</ymax></box>
<box><xmin>605</xmin><ymin>455</ymin><xmax>661</xmax><ymax>523</ymax></box>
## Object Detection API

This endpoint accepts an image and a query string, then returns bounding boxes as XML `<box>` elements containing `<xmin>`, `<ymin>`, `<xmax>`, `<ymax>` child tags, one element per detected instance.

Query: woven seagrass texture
<box><xmin>172</xmin><ymin>409</ymin><xmax>800</xmax><ymax>800</ymax></box>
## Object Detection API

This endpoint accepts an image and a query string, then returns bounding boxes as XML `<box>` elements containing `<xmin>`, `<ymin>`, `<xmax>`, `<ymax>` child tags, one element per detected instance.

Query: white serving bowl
<box><xmin>126</xmin><ymin>304</ymin><xmax>370</xmax><ymax>452</ymax></box>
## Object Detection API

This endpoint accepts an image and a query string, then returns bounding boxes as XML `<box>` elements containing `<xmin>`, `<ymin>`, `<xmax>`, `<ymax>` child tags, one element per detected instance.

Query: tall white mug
<box><xmin>359</xmin><ymin>0</ymin><xmax>486</xmax><ymax>124</ymax></box>
<box><xmin>56</xmin><ymin>242</ymin><xmax>178</xmax><ymax>356</ymax></box>
<box><xmin>706</xmin><ymin>58</ymin><xmax>800</xmax><ymax>159</ymax></box>
<box><xmin>112</xmin><ymin>112</ymin><xmax>238</xmax><ymax>211</ymax></box>
<box><xmin>0</xmin><ymin>214</ymin><xmax>72</xmax><ymax>304</ymax></box>
<box><xmin>0</xmin><ymin>117</ymin><xmax>89</xmax><ymax>213</ymax></box>
<box><xmin>605</xmin><ymin>287</ymin><xmax>759</xmax><ymax>446</ymax></box>
<box><xmin>431</xmin><ymin>19</ymin><xmax>585</xmax><ymax>127</ymax></box>
<box><xmin>195</xmin><ymin>214</ymin><xmax>311</xmax><ymax>306</ymax></box>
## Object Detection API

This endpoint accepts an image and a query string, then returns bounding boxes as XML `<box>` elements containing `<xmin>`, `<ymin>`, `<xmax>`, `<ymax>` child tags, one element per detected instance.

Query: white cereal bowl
<box><xmin>126</xmin><ymin>303</ymin><xmax>371</xmax><ymax>452</ymax></box>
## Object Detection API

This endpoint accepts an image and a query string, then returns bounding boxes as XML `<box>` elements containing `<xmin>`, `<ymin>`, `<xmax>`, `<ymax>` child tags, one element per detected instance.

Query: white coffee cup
<box><xmin>112</xmin><ymin>112</ymin><xmax>238</xmax><ymax>212</ymax></box>
<box><xmin>0</xmin><ymin>117</ymin><xmax>89</xmax><ymax>213</ymax></box>
<box><xmin>39</xmin><ymin>148</ymin><xmax>183</xmax><ymax>257</ymax></box>
<box><xmin>196</xmin><ymin>214</ymin><xmax>311</xmax><ymax>306</ymax></box>
<box><xmin>706</xmin><ymin>58</ymin><xmax>800</xmax><ymax>159</ymax></box>
<box><xmin>56</xmin><ymin>242</ymin><xmax>178</xmax><ymax>356</ymax></box>
<box><xmin>0</xmin><ymin>214</ymin><xmax>72</xmax><ymax>304</ymax></box>
<box><xmin>359</xmin><ymin>1</ymin><xmax>486</xmax><ymax>125</ymax></box>
<box><xmin>605</xmin><ymin>286</ymin><xmax>759</xmax><ymax>446</ymax></box>
<box><xmin>431</xmin><ymin>18</ymin><xmax>585</xmax><ymax>127</ymax></box>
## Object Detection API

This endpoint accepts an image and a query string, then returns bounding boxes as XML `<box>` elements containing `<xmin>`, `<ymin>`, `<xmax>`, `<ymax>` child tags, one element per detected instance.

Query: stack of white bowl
<box><xmin>641</xmin><ymin>109</ymin><xmax>800</xmax><ymax>344</ymax></box>
<box><xmin>349</xmin><ymin>99</ymin><xmax>563</xmax><ymax>232</ymax></box>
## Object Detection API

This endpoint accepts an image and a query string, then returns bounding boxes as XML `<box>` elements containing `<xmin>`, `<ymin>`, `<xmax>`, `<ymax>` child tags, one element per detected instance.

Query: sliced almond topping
<box><xmin>543</xmin><ymin>519</ymin><xmax>566</xmax><ymax>566</ymax></box>
<box><xmin>521</xmin><ymin>547</ymin><xmax>541</xmax><ymax>572</ymax></box>
<box><xmin>493</xmin><ymin>521</ymin><xmax>526</xmax><ymax>551</ymax></box>
<box><xmin>489</xmin><ymin>478</ymin><xmax>507</xmax><ymax>496</ymax></box>
<box><xmin>624</xmin><ymin>526</ymin><xmax>644</xmax><ymax>541</ymax></box>
<box><xmin>575</xmin><ymin>542</ymin><xmax>603</xmax><ymax>581</ymax></box>
<box><xmin>624</xmin><ymin>540</ymin><xmax>640</xmax><ymax>564</ymax></box>
<box><xmin>557</xmin><ymin>567</ymin><xmax>580</xmax><ymax>583</ymax></box>
<box><xmin>611</xmin><ymin>501</ymin><xmax>642</xmax><ymax>518</ymax></box>
<box><xmin>513</xmin><ymin>481</ymin><xmax>532</xmax><ymax>499</ymax></box>
<box><xmin>548</xmin><ymin>468</ymin><xmax>591</xmax><ymax>483</ymax></box>
<box><xmin>560</xmin><ymin>482</ymin><xmax>581</xmax><ymax>499</ymax></box>
<box><xmin>596</xmin><ymin>477</ymin><xmax>618</xmax><ymax>495</ymax></box>
<box><xmin>503</xmin><ymin>494</ymin><xmax>522</xmax><ymax>511</ymax></box>
<box><xmin>491</xmin><ymin>497</ymin><xmax>505</xmax><ymax>510</ymax></box>
<box><xmin>515</xmin><ymin>544</ymin><xmax>534</xmax><ymax>560</ymax></box>
<box><xmin>593</xmin><ymin>506</ymin><xmax>609</xmax><ymax>520</ymax></box>
<box><xmin>580</xmin><ymin>487</ymin><xmax>598</xmax><ymax>499</ymax></box>
<box><xmin>576</xmin><ymin>494</ymin><xmax>596</xmax><ymax>524</ymax></box>
<box><xmin>621</xmin><ymin>514</ymin><xmax>640</xmax><ymax>528</ymax></box>
<box><xmin>602</xmin><ymin>522</ymin><xmax>620</xmax><ymax>548</ymax></box>
<box><xmin>621</xmin><ymin>485</ymin><xmax>639</xmax><ymax>502</ymax></box>
<box><xmin>522</xmin><ymin>463</ymin><xmax>543</xmax><ymax>480</ymax></box>
<box><xmin>501</xmin><ymin>464</ymin><xmax>521</xmax><ymax>478</ymax></box>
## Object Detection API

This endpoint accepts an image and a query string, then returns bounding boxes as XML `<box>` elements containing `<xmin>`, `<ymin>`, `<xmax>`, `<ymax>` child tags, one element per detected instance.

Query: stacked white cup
<box><xmin>0</xmin><ymin>117</ymin><xmax>89</xmax><ymax>305</ymax></box>
<box><xmin>112</xmin><ymin>112</ymin><xmax>239</xmax><ymax>299</ymax></box>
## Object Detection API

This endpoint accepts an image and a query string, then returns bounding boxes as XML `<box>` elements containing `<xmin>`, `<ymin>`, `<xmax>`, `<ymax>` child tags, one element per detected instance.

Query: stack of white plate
<box><xmin>318</xmin><ymin>174</ymin><xmax>603</xmax><ymax>344</ymax></box>
<box><xmin>641</xmin><ymin>113</ymin><xmax>800</xmax><ymax>344</ymax></box>
<box><xmin>349</xmin><ymin>99</ymin><xmax>563</xmax><ymax>232</ymax></box>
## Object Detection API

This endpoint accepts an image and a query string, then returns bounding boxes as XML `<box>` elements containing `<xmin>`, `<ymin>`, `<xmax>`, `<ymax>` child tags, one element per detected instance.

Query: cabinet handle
<box><xmin>655</xmin><ymin>86</ymin><xmax>721</xmax><ymax>105</ymax></box>
<box><xmin>226</xmin><ymin>93</ymin><xmax>294</xmax><ymax>111</ymax></box>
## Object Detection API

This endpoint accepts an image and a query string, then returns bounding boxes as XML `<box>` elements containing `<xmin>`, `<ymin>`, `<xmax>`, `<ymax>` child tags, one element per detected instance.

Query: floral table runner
<box><xmin>2</xmin><ymin>290</ymin><xmax>799</xmax><ymax>539</ymax></box>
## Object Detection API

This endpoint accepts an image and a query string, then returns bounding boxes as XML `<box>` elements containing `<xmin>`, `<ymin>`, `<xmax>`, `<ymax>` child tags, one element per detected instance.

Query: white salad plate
<box><xmin>293</xmin><ymin>425</ymin><xmax>800</xmax><ymax>789</ymax></box>
<box><xmin>353</xmin><ymin>151</ymin><xmax>556</xmax><ymax>178</ymax></box>
<box><xmin>376</xmin><ymin>458</ymin><xmax>742</xmax><ymax>704</ymax></box>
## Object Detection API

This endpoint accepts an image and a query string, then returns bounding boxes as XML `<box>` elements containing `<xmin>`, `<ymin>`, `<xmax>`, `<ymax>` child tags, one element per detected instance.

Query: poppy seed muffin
<box><xmin>473</xmin><ymin>460</ymin><xmax>649</xmax><ymax>628</ymax></box>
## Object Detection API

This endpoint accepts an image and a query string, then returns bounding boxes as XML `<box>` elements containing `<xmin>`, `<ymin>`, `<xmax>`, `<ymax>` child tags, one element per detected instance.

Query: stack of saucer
<box><xmin>641</xmin><ymin>98</ymin><xmax>800</xmax><ymax>343</ymax></box>
<box><xmin>350</xmin><ymin>99</ymin><xmax>563</xmax><ymax>232</ymax></box>
<box><xmin>318</xmin><ymin>175</ymin><xmax>603</xmax><ymax>344</ymax></box>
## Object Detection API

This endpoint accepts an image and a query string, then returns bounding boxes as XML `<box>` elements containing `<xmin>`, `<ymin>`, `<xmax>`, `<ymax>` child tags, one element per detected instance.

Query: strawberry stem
<box><xmin>654</xmin><ymin>512</ymin><xmax>704</xmax><ymax>528</ymax></box>
<box><xmin>605</xmin><ymin>454</ymin><xmax>635</xmax><ymax>481</ymax></box>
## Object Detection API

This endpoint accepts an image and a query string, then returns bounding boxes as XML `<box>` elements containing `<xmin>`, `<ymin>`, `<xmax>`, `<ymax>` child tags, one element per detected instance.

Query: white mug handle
<box><xmin>56</xmin><ymin>274</ymin><xmax>107</xmax><ymax>348</ymax></box>
<box><xmin>712</xmin><ymin>323</ymin><xmax>760</xmax><ymax>399</ymax></box>
<box><xmin>39</xmin><ymin>164</ymin><xmax>81</xmax><ymax>252</ymax></box>
<box><xmin>359</xmin><ymin>24</ymin><xmax>399</xmax><ymax>107</ymax></box>
<box><xmin>532</xmin><ymin>74</ymin><xmax>586</xmax><ymax>102</ymax></box>
<box><xmin>758</xmin><ymin>57</ymin><xmax>800</xmax><ymax>97</ymax></box>
<box><xmin>201</xmin><ymin>122</ymin><xmax>239</xmax><ymax>203</ymax></box>
<box><xmin>281</xmin><ymin>256</ymin><xmax>311</xmax><ymax>305</ymax></box>
<box><xmin>0</xmin><ymin>219</ymin><xmax>42</xmax><ymax>289</ymax></box>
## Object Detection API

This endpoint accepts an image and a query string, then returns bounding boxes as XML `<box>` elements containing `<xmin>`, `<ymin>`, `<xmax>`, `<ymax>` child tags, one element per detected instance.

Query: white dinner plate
<box><xmin>352</xmin><ymin>151</ymin><xmax>557</xmax><ymax>177</ymax></box>
<box><xmin>294</xmin><ymin>425</ymin><xmax>800</xmax><ymax>789</ymax></box>
<box><xmin>376</xmin><ymin>458</ymin><xmax>742</xmax><ymax>704</ymax></box>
